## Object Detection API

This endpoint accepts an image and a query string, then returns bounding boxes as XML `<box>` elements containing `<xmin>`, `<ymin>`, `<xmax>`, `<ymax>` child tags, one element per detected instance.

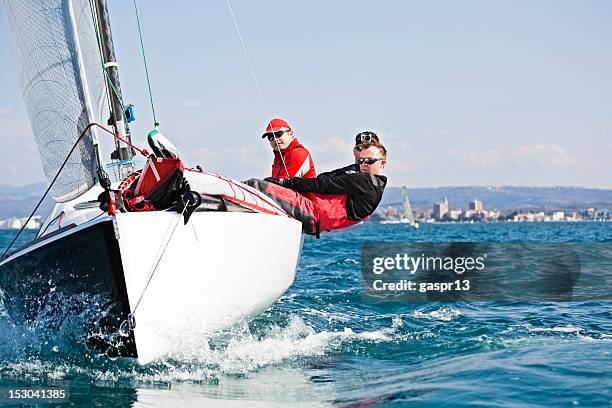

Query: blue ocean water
<box><xmin>0</xmin><ymin>222</ymin><xmax>610</xmax><ymax>407</ymax></box>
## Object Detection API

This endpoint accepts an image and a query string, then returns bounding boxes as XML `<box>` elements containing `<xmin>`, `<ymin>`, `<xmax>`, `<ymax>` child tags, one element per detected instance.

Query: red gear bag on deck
<box><xmin>134</xmin><ymin>157</ymin><xmax>184</xmax><ymax>197</ymax></box>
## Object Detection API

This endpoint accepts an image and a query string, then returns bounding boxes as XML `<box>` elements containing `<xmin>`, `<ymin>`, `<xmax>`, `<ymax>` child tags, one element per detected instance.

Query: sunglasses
<box><xmin>263</xmin><ymin>130</ymin><xmax>290</xmax><ymax>141</ymax></box>
<box><xmin>355</xmin><ymin>131</ymin><xmax>378</xmax><ymax>145</ymax></box>
<box><xmin>356</xmin><ymin>157</ymin><xmax>384</xmax><ymax>165</ymax></box>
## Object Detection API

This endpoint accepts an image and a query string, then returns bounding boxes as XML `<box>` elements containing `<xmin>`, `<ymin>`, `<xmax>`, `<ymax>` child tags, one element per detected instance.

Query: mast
<box><xmin>93</xmin><ymin>0</ymin><xmax>134</xmax><ymax>177</ymax></box>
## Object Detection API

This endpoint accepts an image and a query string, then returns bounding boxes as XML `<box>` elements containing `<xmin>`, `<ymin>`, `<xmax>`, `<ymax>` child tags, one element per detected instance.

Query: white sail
<box><xmin>2</xmin><ymin>0</ymin><xmax>106</xmax><ymax>202</ymax></box>
<box><xmin>401</xmin><ymin>186</ymin><xmax>416</xmax><ymax>225</ymax></box>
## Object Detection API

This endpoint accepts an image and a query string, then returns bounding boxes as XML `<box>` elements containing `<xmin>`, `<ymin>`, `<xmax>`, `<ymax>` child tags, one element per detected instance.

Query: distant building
<box><xmin>433</xmin><ymin>197</ymin><xmax>449</xmax><ymax>221</ymax></box>
<box><xmin>486</xmin><ymin>209</ymin><xmax>501</xmax><ymax>220</ymax></box>
<box><xmin>582</xmin><ymin>208</ymin><xmax>596</xmax><ymax>219</ymax></box>
<box><xmin>552</xmin><ymin>211</ymin><xmax>565</xmax><ymax>221</ymax></box>
<box><xmin>513</xmin><ymin>212</ymin><xmax>545</xmax><ymax>222</ymax></box>
<box><xmin>566</xmin><ymin>212</ymin><xmax>578</xmax><ymax>221</ymax></box>
<box><xmin>448</xmin><ymin>209</ymin><xmax>462</xmax><ymax>220</ymax></box>
<box><xmin>469</xmin><ymin>199</ymin><xmax>483</xmax><ymax>212</ymax></box>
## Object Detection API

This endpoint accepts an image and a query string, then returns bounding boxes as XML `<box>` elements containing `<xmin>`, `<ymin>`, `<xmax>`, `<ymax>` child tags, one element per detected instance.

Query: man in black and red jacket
<box><xmin>246</xmin><ymin>141</ymin><xmax>387</xmax><ymax>236</ymax></box>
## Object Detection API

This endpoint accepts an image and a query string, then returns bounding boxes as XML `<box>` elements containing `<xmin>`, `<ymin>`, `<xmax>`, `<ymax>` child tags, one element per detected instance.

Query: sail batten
<box><xmin>2</xmin><ymin>0</ymin><xmax>106</xmax><ymax>202</ymax></box>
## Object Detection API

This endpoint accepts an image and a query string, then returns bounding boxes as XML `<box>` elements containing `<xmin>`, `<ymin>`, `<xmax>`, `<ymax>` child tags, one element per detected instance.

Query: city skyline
<box><xmin>0</xmin><ymin>1</ymin><xmax>611</xmax><ymax>188</ymax></box>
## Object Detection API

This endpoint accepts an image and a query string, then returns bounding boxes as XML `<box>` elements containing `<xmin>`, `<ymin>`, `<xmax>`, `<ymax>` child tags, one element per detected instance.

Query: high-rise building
<box><xmin>433</xmin><ymin>197</ymin><xmax>449</xmax><ymax>220</ymax></box>
<box><xmin>469</xmin><ymin>199</ymin><xmax>483</xmax><ymax>212</ymax></box>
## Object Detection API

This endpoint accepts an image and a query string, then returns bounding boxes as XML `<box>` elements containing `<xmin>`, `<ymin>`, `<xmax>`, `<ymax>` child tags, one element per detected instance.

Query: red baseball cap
<box><xmin>262</xmin><ymin>118</ymin><xmax>291</xmax><ymax>138</ymax></box>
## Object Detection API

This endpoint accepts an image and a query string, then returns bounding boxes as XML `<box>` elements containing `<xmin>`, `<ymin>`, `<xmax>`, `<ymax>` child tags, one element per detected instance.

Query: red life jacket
<box><xmin>271</xmin><ymin>138</ymin><xmax>316</xmax><ymax>179</ymax></box>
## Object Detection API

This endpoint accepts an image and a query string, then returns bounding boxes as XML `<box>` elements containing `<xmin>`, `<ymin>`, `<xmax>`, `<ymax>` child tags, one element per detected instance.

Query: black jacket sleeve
<box><xmin>284</xmin><ymin>171</ymin><xmax>376</xmax><ymax>196</ymax></box>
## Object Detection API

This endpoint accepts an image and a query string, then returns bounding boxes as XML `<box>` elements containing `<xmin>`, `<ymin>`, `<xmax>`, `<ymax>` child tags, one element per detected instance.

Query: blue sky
<box><xmin>0</xmin><ymin>0</ymin><xmax>611</xmax><ymax>188</ymax></box>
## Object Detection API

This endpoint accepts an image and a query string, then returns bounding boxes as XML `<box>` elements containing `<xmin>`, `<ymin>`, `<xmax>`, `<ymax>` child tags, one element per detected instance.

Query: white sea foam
<box><xmin>412</xmin><ymin>307</ymin><xmax>462</xmax><ymax>322</ymax></box>
<box><xmin>164</xmin><ymin>315</ymin><xmax>400</xmax><ymax>375</ymax></box>
<box><xmin>527</xmin><ymin>325</ymin><xmax>584</xmax><ymax>334</ymax></box>
<box><xmin>1</xmin><ymin>299</ymin><xmax>427</xmax><ymax>389</ymax></box>
<box><xmin>301</xmin><ymin>307</ymin><xmax>353</xmax><ymax>324</ymax></box>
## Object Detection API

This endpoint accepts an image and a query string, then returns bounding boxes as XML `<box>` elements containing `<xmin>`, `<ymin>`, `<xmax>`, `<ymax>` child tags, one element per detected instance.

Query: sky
<box><xmin>0</xmin><ymin>0</ymin><xmax>611</xmax><ymax>188</ymax></box>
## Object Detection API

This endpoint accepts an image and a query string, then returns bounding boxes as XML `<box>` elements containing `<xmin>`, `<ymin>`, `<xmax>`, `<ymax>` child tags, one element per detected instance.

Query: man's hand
<box><xmin>264</xmin><ymin>177</ymin><xmax>290</xmax><ymax>187</ymax></box>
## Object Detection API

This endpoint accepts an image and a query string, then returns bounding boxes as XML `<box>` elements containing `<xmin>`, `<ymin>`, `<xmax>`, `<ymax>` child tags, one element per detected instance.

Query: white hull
<box><xmin>116</xmin><ymin>211</ymin><xmax>302</xmax><ymax>363</ymax></box>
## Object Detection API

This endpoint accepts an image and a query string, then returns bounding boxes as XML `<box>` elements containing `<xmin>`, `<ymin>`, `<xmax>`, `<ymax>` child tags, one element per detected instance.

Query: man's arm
<box><xmin>317</xmin><ymin>164</ymin><xmax>358</xmax><ymax>178</ymax></box>
<box><xmin>281</xmin><ymin>172</ymin><xmax>375</xmax><ymax>196</ymax></box>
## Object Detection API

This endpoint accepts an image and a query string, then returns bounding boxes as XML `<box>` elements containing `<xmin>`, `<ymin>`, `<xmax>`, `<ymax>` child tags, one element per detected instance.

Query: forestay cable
<box><xmin>132</xmin><ymin>0</ymin><xmax>159</xmax><ymax>127</ymax></box>
<box><xmin>224</xmin><ymin>0</ymin><xmax>290</xmax><ymax>176</ymax></box>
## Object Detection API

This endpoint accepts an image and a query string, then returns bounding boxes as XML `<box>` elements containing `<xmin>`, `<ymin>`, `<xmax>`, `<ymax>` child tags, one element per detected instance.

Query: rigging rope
<box><xmin>89</xmin><ymin>0</ymin><xmax>157</xmax><ymax>131</ymax></box>
<box><xmin>126</xmin><ymin>203</ymin><xmax>189</xmax><ymax>330</ymax></box>
<box><xmin>1</xmin><ymin>123</ymin><xmax>94</xmax><ymax>260</ymax></box>
<box><xmin>132</xmin><ymin>0</ymin><xmax>159</xmax><ymax>127</ymax></box>
<box><xmin>225</xmin><ymin>0</ymin><xmax>269</xmax><ymax>116</ymax></box>
<box><xmin>224</xmin><ymin>0</ymin><xmax>290</xmax><ymax>177</ymax></box>
<box><xmin>0</xmin><ymin>122</ymin><xmax>148</xmax><ymax>261</ymax></box>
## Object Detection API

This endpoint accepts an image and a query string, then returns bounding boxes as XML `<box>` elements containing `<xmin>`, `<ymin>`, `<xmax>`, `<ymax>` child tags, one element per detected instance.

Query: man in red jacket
<box><xmin>262</xmin><ymin>118</ymin><xmax>316</xmax><ymax>178</ymax></box>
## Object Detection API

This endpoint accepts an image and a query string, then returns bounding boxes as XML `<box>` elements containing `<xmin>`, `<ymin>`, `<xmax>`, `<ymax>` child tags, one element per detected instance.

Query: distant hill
<box><xmin>380</xmin><ymin>186</ymin><xmax>612</xmax><ymax>211</ymax></box>
<box><xmin>0</xmin><ymin>182</ymin><xmax>49</xmax><ymax>199</ymax></box>
<box><xmin>1</xmin><ymin>183</ymin><xmax>611</xmax><ymax>218</ymax></box>
<box><xmin>0</xmin><ymin>182</ymin><xmax>54</xmax><ymax>218</ymax></box>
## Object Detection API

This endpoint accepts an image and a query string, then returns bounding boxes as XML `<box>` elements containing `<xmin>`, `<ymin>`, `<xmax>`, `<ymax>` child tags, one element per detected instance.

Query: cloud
<box><xmin>424</xmin><ymin>128</ymin><xmax>453</xmax><ymax>138</ymax></box>
<box><xmin>0</xmin><ymin>114</ymin><xmax>44</xmax><ymax>184</ymax></box>
<box><xmin>308</xmin><ymin>136</ymin><xmax>354</xmax><ymax>171</ymax></box>
<box><xmin>0</xmin><ymin>106</ymin><xmax>13</xmax><ymax>116</ymax></box>
<box><xmin>183</xmin><ymin>147</ymin><xmax>221</xmax><ymax>168</ymax></box>
<box><xmin>7</xmin><ymin>164</ymin><xmax>17</xmax><ymax>179</ymax></box>
<box><xmin>446</xmin><ymin>147</ymin><xmax>503</xmax><ymax>168</ymax></box>
<box><xmin>178</xmin><ymin>100</ymin><xmax>201</xmax><ymax>108</ymax></box>
<box><xmin>512</xmin><ymin>144</ymin><xmax>575</xmax><ymax>168</ymax></box>
<box><xmin>386</xmin><ymin>160</ymin><xmax>415</xmax><ymax>173</ymax></box>
<box><xmin>311</xmin><ymin>136</ymin><xmax>352</xmax><ymax>156</ymax></box>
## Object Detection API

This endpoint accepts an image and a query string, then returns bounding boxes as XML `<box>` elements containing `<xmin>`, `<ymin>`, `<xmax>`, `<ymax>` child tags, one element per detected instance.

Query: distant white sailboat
<box><xmin>400</xmin><ymin>186</ymin><xmax>419</xmax><ymax>228</ymax></box>
<box><xmin>379</xmin><ymin>186</ymin><xmax>419</xmax><ymax>228</ymax></box>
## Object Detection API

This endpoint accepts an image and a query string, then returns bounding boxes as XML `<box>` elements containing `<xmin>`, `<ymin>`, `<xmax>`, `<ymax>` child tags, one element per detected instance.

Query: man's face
<box><xmin>268</xmin><ymin>129</ymin><xmax>294</xmax><ymax>151</ymax></box>
<box><xmin>354</xmin><ymin>146</ymin><xmax>386</xmax><ymax>175</ymax></box>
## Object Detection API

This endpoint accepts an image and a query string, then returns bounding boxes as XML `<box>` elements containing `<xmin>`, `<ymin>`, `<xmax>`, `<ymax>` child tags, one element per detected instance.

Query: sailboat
<box><xmin>400</xmin><ymin>186</ymin><xmax>419</xmax><ymax>228</ymax></box>
<box><xmin>380</xmin><ymin>187</ymin><xmax>419</xmax><ymax>228</ymax></box>
<box><xmin>0</xmin><ymin>0</ymin><xmax>302</xmax><ymax>364</ymax></box>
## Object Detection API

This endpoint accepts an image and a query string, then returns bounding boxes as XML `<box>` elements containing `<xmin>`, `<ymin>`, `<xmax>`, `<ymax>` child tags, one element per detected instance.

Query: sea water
<box><xmin>0</xmin><ymin>222</ymin><xmax>610</xmax><ymax>407</ymax></box>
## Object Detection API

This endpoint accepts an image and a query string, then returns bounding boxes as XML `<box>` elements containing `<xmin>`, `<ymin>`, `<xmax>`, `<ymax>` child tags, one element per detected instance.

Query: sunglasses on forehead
<box><xmin>263</xmin><ymin>129</ymin><xmax>290</xmax><ymax>141</ymax></box>
<box><xmin>355</xmin><ymin>131</ymin><xmax>378</xmax><ymax>145</ymax></box>
<box><xmin>356</xmin><ymin>157</ymin><xmax>384</xmax><ymax>165</ymax></box>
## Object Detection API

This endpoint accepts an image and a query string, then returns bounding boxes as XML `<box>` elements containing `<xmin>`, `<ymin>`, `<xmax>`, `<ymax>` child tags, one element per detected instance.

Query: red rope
<box><xmin>90</xmin><ymin>122</ymin><xmax>149</xmax><ymax>157</ymax></box>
